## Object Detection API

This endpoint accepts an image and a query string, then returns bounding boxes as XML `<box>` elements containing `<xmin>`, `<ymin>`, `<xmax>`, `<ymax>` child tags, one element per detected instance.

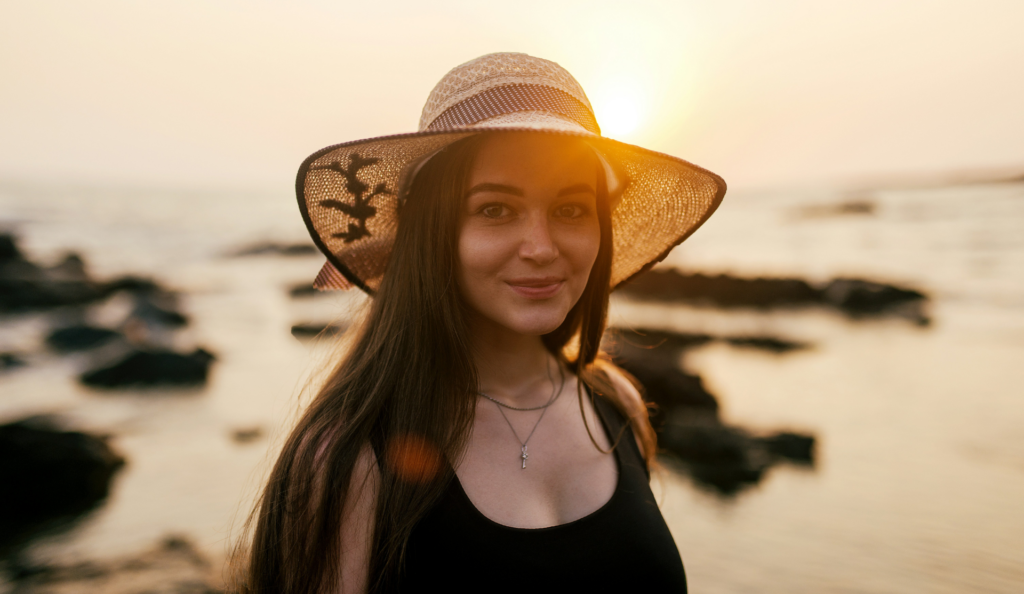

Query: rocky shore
<box><xmin>0</xmin><ymin>233</ymin><xmax>220</xmax><ymax>588</ymax></box>
<box><xmin>1</xmin><ymin>235</ymin><xmax>159</xmax><ymax>314</ymax></box>
<box><xmin>609</xmin><ymin>327</ymin><xmax>815</xmax><ymax>495</ymax></box>
<box><xmin>618</xmin><ymin>268</ymin><xmax>930</xmax><ymax>325</ymax></box>
<box><xmin>0</xmin><ymin>233</ymin><xmax>216</xmax><ymax>388</ymax></box>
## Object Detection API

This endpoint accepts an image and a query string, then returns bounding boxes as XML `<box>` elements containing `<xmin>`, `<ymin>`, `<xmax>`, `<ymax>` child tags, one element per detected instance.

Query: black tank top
<box><xmin>396</xmin><ymin>394</ymin><xmax>688</xmax><ymax>592</ymax></box>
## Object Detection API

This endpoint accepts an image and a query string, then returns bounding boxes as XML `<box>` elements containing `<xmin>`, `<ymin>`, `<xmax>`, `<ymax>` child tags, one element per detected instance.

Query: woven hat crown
<box><xmin>418</xmin><ymin>53</ymin><xmax>595</xmax><ymax>132</ymax></box>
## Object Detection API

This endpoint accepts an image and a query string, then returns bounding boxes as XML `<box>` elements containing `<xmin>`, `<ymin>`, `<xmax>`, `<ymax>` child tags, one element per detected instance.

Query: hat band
<box><xmin>425</xmin><ymin>83</ymin><xmax>601</xmax><ymax>135</ymax></box>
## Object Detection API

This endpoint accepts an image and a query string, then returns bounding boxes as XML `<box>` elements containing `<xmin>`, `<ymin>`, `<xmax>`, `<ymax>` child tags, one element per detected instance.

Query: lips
<box><xmin>505</xmin><ymin>277</ymin><xmax>564</xmax><ymax>299</ymax></box>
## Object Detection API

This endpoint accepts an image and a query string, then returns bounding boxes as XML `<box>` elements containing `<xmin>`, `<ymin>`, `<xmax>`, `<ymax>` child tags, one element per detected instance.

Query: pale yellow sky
<box><xmin>1</xmin><ymin>0</ymin><xmax>1022</xmax><ymax>191</ymax></box>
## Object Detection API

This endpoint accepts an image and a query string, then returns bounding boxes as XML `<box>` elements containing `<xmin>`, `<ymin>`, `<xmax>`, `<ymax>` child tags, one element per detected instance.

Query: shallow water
<box><xmin>1</xmin><ymin>178</ymin><xmax>1022</xmax><ymax>592</ymax></box>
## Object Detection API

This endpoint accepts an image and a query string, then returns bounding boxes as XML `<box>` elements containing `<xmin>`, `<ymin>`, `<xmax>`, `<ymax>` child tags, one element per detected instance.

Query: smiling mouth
<box><xmin>506</xmin><ymin>278</ymin><xmax>564</xmax><ymax>299</ymax></box>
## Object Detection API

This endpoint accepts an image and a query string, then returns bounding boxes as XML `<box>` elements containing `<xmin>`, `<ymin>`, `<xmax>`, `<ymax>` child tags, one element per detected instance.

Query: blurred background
<box><xmin>1</xmin><ymin>1</ymin><xmax>1022</xmax><ymax>592</ymax></box>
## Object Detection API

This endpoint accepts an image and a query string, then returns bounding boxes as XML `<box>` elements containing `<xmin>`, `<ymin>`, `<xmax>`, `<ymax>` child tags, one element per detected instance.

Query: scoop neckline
<box><xmin>449</xmin><ymin>394</ymin><xmax>624</xmax><ymax>533</ymax></box>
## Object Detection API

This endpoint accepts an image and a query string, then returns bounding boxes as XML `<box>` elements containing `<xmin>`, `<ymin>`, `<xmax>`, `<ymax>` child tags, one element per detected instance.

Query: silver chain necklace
<box><xmin>478</xmin><ymin>358</ymin><xmax>561</xmax><ymax>412</ymax></box>
<box><xmin>478</xmin><ymin>360</ymin><xmax>565</xmax><ymax>469</ymax></box>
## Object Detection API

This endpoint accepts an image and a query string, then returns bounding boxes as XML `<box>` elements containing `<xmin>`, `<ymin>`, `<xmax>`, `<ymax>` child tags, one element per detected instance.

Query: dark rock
<box><xmin>0</xmin><ymin>237</ymin><xmax>106</xmax><ymax>312</ymax></box>
<box><xmin>662</xmin><ymin>418</ymin><xmax>751</xmax><ymax>463</ymax></box>
<box><xmin>46</xmin><ymin>325</ymin><xmax>122</xmax><ymax>352</ymax></box>
<box><xmin>798</xmin><ymin>199</ymin><xmax>876</xmax><ymax>218</ymax></box>
<box><xmin>130</xmin><ymin>298</ymin><xmax>189</xmax><ymax>328</ymax></box>
<box><xmin>761</xmin><ymin>431</ymin><xmax>815</xmax><ymax>463</ymax></box>
<box><xmin>291</xmin><ymin>322</ymin><xmax>346</xmax><ymax>339</ymax></box>
<box><xmin>823</xmin><ymin>278</ymin><xmax>928</xmax><ymax>320</ymax></box>
<box><xmin>659</xmin><ymin>418</ymin><xmax>770</xmax><ymax>496</ymax></box>
<box><xmin>617</xmin><ymin>355</ymin><xmax>719</xmax><ymax>421</ymax></box>
<box><xmin>619</xmin><ymin>270</ymin><xmax>821</xmax><ymax>308</ymax></box>
<box><xmin>0</xmin><ymin>234</ymin><xmax>22</xmax><ymax>261</ymax></box>
<box><xmin>723</xmin><ymin>335</ymin><xmax>809</xmax><ymax>353</ymax></box>
<box><xmin>1</xmin><ymin>352</ymin><xmax>27</xmax><ymax>371</ymax></box>
<box><xmin>0</xmin><ymin>234</ymin><xmax>178</xmax><ymax>313</ymax></box>
<box><xmin>47</xmin><ymin>253</ymin><xmax>90</xmax><ymax>283</ymax></box>
<box><xmin>610</xmin><ymin>327</ymin><xmax>809</xmax><ymax>356</ymax></box>
<box><xmin>832</xmin><ymin>200</ymin><xmax>876</xmax><ymax>215</ymax></box>
<box><xmin>80</xmin><ymin>348</ymin><xmax>216</xmax><ymax>389</ymax></box>
<box><xmin>229</xmin><ymin>241</ymin><xmax>318</xmax><ymax>257</ymax></box>
<box><xmin>659</xmin><ymin>419</ymin><xmax>816</xmax><ymax>496</ymax></box>
<box><xmin>0</xmin><ymin>417</ymin><xmax>125</xmax><ymax>548</ymax></box>
<box><xmin>102</xmin><ymin>275</ymin><xmax>164</xmax><ymax>295</ymax></box>
<box><xmin>686</xmin><ymin>461</ymin><xmax>768</xmax><ymax>496</ymax></box>
<box><xmin>288</xmin><ymin>283</ymin><xmax>318</xmax><ymax>298</ymax></box>
<box><xmin>617</xmin><ymin>268</ymin><xmax>929</xmax><ymax>322</ymax></box>
<box><xmin>231</xmin><ymin>427</ymin><xmax>264</xmax><ymax>444</ymax></box>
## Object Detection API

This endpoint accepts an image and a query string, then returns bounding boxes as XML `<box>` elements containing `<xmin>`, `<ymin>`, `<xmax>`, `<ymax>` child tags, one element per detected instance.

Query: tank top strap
<box><xmin>591</xmin><ymin>391</ymin><xmax>625</xmax><ymax>436</ymax></box>
<box><xmin>590</xmin><ymin>390</ymin><xmax>650</xmax><ymax>481</ymax></box>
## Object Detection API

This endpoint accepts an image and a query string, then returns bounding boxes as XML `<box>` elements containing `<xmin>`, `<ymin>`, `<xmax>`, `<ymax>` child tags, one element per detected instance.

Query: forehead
<box><xmin>469</xmin><ymin>133</ymin><xmax>597</xmax><ymax>185</ymax></box>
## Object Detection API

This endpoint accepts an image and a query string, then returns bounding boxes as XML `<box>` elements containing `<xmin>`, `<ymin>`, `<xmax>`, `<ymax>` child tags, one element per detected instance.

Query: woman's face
<box><xmin>458</xmin><ymin>133</ymin><xmax>601</xmax><ymax>337</ymax></box>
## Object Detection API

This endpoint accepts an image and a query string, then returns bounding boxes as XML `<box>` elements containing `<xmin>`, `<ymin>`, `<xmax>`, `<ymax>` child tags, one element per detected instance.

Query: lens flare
<box><xmin>386</xmin><ymin>433</ymin><xmax>441</xmax><ymax>483</ymax></box>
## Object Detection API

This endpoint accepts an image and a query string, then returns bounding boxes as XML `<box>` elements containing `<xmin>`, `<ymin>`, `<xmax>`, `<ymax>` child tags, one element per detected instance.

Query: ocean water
<box><xmin>1</xmin><ymin>177</ymin><xmax>1022</xmax><ymax>592</ymax></box>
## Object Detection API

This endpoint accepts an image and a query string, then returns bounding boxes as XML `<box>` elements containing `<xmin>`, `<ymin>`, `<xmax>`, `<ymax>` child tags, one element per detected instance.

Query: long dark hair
<box><xmin>233</xmin><ymin>133</ymin><xmax>656</xmax><ymax>593</ymax></box>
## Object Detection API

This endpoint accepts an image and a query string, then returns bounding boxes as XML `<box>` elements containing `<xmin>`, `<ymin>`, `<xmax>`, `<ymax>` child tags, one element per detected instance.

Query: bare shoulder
<box><xmin>339</xmin><ymin>443</ymin><xmax>379</xmax><ymax>594</ymax></box>
<box><xmin>350</xmin><ymin>442</ymin><xmax>380</xmax><ymax>494</ymax></box>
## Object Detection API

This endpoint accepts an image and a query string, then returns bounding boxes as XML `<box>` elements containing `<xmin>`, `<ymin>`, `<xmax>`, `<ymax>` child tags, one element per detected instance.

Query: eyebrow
<box><xmin>465</xmin><ymin>182</ymin><xmax>596</xmax><ymax>198</ymax></box>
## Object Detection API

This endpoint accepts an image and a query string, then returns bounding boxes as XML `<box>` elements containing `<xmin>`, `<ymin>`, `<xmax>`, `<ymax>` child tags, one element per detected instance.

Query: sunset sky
<box><xmin>2</xmin><ymin>0</ymin><xmax>1022</xmax><ymax>191</ymax></box>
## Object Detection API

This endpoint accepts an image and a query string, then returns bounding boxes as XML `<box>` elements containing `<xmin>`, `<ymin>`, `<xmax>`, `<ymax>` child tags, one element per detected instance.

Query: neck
<box><xmin>467</xmin><ymin>313</ymin><xmax>559</xmax><ymax>409</ymax></box>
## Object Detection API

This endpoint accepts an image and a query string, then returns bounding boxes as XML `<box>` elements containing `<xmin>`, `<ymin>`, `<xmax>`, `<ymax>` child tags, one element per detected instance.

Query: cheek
<box><xmin>564</xmin><ymin>223</ymin><xmax>601</xmax><ymax>275</ymax></box>
<box><xmin>457</xmin><ymin>226</ymin><xmax>512</xmax><ymax>289</ymax></box>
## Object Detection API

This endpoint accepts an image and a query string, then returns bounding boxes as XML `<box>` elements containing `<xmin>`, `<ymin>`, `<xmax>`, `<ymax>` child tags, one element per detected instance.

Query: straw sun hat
<box><xmin>297</xmin><ymin>52</ymin><xmax>726</xmax><ymax>293</ymax></box>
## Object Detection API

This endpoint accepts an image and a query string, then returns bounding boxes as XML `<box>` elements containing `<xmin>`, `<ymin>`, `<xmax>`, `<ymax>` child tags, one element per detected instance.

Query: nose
<box><xmin>518</xmin><ymin>213</ymin><xmax>558</xmax><ymax>265</ymax></box>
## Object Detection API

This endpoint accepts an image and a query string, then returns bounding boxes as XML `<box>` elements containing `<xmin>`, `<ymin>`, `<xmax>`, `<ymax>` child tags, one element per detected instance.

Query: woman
<box><xmin>236</xmin><ymin>53</ymin><xmax>725</xmax><ymax>593</ymax></box>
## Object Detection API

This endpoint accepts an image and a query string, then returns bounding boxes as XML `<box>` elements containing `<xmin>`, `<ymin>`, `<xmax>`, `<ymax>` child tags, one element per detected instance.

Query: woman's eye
<box><xmin>480</xmin><ymin>204</ymin><xmax>509</xmax><ymax>218</ymax></box>
<box><xmin>555</xmin><ymin>204</ymin><xmax>586</xmax><ymax>219</ymax></box>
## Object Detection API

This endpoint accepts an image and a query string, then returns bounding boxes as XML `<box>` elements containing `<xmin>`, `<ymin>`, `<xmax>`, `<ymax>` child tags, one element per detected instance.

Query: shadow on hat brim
<box><xmin>297</xmin><ymin>127</ymin><xmax>725</xmax><ymax>295</ymax></box>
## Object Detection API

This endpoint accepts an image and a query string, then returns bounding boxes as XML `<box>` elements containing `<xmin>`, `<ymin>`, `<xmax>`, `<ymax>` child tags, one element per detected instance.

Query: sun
<box><xmin>589</xmin><ymin>82</ymin><xmax>645</xmax><ymax>139</ymax></box>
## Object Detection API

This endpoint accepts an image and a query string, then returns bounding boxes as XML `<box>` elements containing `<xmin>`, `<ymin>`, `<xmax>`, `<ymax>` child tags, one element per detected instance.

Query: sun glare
<box><xmin>590</xmin><ymin>83</ymin><xmax>645</xmax><ymax>139</ymax></box>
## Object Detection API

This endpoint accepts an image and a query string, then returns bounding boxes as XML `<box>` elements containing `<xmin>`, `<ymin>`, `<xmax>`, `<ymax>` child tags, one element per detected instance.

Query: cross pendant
<box><xmin>520</xmin><ymin>445</ymin><xmax>529</xmax><ymax>470</ymax></box>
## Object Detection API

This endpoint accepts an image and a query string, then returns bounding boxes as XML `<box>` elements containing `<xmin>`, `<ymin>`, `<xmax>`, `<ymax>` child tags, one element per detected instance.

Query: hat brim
<box><xmin>297</xmin><ymin>126</ymin><xmax>725</xmax><ymax>294</ymax></box>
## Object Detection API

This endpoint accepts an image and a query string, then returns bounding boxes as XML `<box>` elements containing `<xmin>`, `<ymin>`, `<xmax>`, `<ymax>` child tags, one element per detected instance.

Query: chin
<box><xmin>509</xmin><ymin>319</ymin><xmax>564</xmax><ymax>336</ymax></box>
<box><xmin>462</xmin><ymin>287</ymin><xmax>581</xmax><ymax>337</ymax></box>
<box><xmin>500</xmin><ymin>306</ymin><xmax>573</xmax><ymax>336</ymax></box>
